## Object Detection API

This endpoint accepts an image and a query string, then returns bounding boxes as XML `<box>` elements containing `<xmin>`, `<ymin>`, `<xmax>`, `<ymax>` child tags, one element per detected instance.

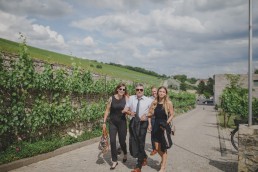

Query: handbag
<box><xmin>98</xmin><ymin>125</ymin><xmax>109</xmax><ymax>154</ymax></box>
<box><xmin>171</xmin><ymin>121</ymin><xmax>176</xmax><ymax>135</ymax></box>
<box><xmin>168</xmin><ymin>112</ymin><xmax>175</xmax><ymax>136</ymax></box>
<box><xmin>168</xmin><ymin>119</ymin><xmax>175</xmax><ymax>135</ymax></box>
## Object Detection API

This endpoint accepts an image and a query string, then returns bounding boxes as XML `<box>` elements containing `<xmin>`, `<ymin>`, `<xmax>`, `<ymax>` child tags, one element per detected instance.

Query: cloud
<box><xmin>0</xmin><ymin>0</ymin><xmax>257</xmax><ymax>78</ymax></box>
<box><xmin>32</xmin><ymin>25</ymin><xmax>65</xmax><ymax>44</ymax></box>
<box><xmin>0</xmin><ymin>10</ymin><xmax>67</xmax><ymax>51</ymax></box>
<box><xmin>0</xmin><ymin>0</ymin><xmax>73</xmax><ymax>19</ymax></box>
<box><xmin>82</xmin><ymin>36</ymin><xmax>95</xmax><ymax>46</ymax></box>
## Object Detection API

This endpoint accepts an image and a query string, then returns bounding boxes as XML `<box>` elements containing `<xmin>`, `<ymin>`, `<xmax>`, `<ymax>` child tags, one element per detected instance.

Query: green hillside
<box><xmin>0</xmin><ymin>37</ymin><xmax>163</xmax><ymax>85</ymax></box>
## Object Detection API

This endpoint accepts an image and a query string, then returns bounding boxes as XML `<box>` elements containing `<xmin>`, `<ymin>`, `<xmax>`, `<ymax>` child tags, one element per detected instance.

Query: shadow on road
<box><xmin>174</xmin><ymin>143</ymin><xmax>237</xmax><ymax>171</ymax></box>
<box><xmin>95</xmin><ymin>142</ymin><xmax>161</xmax><ymax>171</ymax></box>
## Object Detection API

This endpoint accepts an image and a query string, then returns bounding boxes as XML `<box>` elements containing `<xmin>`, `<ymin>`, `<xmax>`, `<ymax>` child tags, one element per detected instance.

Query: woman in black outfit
<box><xmin>103</xmin><ymin>83</ymin><xmax>129</xmax><ymax>170</ymax></box>
<box><xmin>148</xmin><ymin>86</ymin><xmax>174</xmax><ymax>172</ymax></box>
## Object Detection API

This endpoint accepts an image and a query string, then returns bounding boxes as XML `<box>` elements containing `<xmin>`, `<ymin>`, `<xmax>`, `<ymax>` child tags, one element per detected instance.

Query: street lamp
<box><xmin>248</xmin><ymin>0</ymin><xmax>253</xmax><ymax>126</ymax></box>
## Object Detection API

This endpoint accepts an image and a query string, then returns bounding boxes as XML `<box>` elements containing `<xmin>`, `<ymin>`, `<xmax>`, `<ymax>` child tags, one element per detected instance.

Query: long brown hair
<box><xmin>149</xmin><ymin>86</ymin><xmax>170</xmax><ymax>116</ymax></box>
<box><xmin>114</xmin><ymin>82</ymin><xmax>129</xmax><ymax>97</ymax></box>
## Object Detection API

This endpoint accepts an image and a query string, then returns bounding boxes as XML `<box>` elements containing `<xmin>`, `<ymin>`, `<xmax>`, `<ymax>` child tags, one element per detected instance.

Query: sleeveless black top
<box><xmin>110</xmin><ymin>95</ymin><xmax>126</xmax><ymax>123</ymax></box>
<box><xmin>154</xmin><ymin>103</ymin><xmax>168</xmax><ymax>120</ymax></box>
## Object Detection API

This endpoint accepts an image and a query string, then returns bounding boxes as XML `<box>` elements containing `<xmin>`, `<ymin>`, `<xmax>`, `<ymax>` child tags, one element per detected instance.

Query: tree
<box><xmin>174</xmin><ymin>75</ymin><xmax>187</xmax><ymax>83</ymax></box>
<box><xmin>197</xmin><ymin>80</ymin><xmax>205</xmax><ymax>95</ymax></box>
<box><xmin>220</xmin><ymin>74</ymin><xmax>248</xmax><ymax>127</ymax></box>
<box><xmin>255</xmin><ymin>69</ymin><xmax>258</xmax><ymax>74</ymax></box>
<box><xmin>205</xmin><ymin>77</ymin><xmax>214</xmax><ymax>97</ymax></box>
<box><xmin>188</xmin><ymin>77</ymin><xmax>197</xmax><ymax>84</ymax></box>
<box><xmin>180</xmin><ymin>82</ymin><xmax>187</xmax><ymax>91</ymax></box>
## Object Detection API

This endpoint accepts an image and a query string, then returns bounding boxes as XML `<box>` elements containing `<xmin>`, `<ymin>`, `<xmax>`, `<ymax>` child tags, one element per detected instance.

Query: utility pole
<box><xmin>248</xmin><ymin>0</ymin><xmax>253</xmax><ymax>126</ymax></box>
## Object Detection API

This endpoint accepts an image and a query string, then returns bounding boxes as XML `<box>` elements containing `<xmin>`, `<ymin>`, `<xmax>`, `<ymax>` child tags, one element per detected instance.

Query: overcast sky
<box><xmin>0</xmin><ymin>0</ymin><xmax>257</xmax><ymax>79</ymax></box>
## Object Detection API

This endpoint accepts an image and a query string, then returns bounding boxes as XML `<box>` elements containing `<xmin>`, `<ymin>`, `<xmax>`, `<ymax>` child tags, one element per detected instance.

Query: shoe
<box><xmin>122</xmin><ymin>157</ymin><xmax>127</xmax><ymax>163</ymax></box>
<box><xmin>122</xmin><ymin>154</ymin><xmax>127</xmax><ymax>163</ymax></box>
<box><xmin>131</xmin><ymin>168</ymin><xmax>141</xmax><ymax>172</ymax></box>
<box><xmin>110</xmin><ymin>162</ymin><xmax>118</xmax><ymax>170</ymax></box>
<box><xmin>142</xmin><ymin>158</ymin><xmax>147</xmax><ymax>166</ymax></box>
<box><xmin>150</xmin><ymin>149</ymin><xmax>157</xmax><ymax>156</ymax></box>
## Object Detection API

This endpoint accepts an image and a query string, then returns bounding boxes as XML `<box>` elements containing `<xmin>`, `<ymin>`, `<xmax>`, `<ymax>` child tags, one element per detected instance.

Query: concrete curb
<box><xmin>0</xmin><ymin>136</ymin><xmax>101</xmax><ymax>172</ymax></box>
<box><xmin>216</xmin><ymin>112</ymin><xmax>227</xmax><ymax>157</ymax></box>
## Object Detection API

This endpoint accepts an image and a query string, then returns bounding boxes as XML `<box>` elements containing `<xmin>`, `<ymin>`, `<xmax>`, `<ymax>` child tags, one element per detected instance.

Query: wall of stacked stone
<box><xmin>238</xmin><ymin>124</ymin><xmax>258</xmax><ymax>172</ymax></box>
<box><xmin>1</xmin><ymin>51</ymin><xmax>104</xmax><ymax>80</ymax></box>
<box><xmin>1</xmin><ymin>51</ymin><xmax>109</xmax><ymax>105</ymax></box>
<box><xmin>0</xmin><ymin>51</ymin><xmax>109</xmax><ymax>136</ymax></box>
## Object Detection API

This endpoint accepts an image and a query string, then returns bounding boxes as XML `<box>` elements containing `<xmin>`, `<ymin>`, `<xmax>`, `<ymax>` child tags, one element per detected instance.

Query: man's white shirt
<box><xmin>126</xmin><ymin>95</ymin><xmax>152</xmax><ymax>121</ymax></box>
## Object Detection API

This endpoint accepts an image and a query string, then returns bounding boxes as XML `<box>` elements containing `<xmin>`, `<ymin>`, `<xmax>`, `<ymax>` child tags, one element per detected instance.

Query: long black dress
<box><xmin>153</xmin><ymin>103</ymin><xmax>172</xmax><ymax>151</ymax></box>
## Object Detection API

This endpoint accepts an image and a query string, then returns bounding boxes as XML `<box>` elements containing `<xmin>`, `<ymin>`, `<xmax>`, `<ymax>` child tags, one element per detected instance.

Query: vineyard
<box><xmin>0</xmin><ymin>39</ymin><xmax>196</xmax><ymax>164</ymax></box>
<box><xmin>219</xmin><ymin>74</ymin><xmax>258</xmax><ymax>127</ymax></box>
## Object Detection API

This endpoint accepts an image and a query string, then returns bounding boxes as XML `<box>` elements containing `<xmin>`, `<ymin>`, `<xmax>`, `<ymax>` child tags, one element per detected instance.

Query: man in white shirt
<box><xmin>126</xmin><ymin>83</ymin><xmax>152</xmax><ymax>172</ymax></box>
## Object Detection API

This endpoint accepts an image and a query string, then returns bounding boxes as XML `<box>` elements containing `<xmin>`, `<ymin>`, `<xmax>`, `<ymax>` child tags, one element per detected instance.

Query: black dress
<box><xmin>153</xmin><ymin>103</ymin><xmax>172</xmax><ymax>151</ymax></box>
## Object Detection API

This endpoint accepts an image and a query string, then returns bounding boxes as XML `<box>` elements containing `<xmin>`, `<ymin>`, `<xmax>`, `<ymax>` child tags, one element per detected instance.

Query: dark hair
<box><xmin>135</xmin><ymin>83</ymin><xmax>144</xmax><ymax>88</ymax></box>
<box><xmin>114</xmin><ymin>82</ymin><xmax>129</xmax><ymax>97</ymax></box>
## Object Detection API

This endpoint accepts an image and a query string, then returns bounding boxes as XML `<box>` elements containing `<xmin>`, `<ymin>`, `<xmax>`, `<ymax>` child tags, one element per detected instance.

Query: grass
<box><xmin>0</xmin><ymin>128</ymin><xmax>102</xmax><ymax>165</ymax></box>
<box><xmin>217</xmin><ymin>110</ymin><xmax>238</xmax><ymax>129</ymax></box>
<box><xmin>0</xmin><ymin>37</ymin><xmax>163</xmax><ymax>86</ymax></box>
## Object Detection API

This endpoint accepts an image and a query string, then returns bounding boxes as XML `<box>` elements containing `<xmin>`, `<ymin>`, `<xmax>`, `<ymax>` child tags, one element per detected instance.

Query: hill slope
<box><xmin>0</xmin><ymin>37</ymin><xmax>163</xmax><ymax>85</ymax></box>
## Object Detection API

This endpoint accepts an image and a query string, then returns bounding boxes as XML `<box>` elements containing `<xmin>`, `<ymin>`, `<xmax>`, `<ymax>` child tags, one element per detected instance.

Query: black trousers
<box><xmin>136</xmin><ymin>121</ymin><xmax>148</xmax><ymax>169</ymax></box>
<box><xmin>109</xmin><ymin>119</ymin><xmax>127</xmax><ymax>162</ymax></box>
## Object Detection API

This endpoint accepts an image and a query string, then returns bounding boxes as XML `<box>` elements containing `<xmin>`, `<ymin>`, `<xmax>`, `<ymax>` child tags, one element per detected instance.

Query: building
<box><xmin>213</xmin><ymin>74</ymin><xmax>258</xmax><ymax>105</ymax></box>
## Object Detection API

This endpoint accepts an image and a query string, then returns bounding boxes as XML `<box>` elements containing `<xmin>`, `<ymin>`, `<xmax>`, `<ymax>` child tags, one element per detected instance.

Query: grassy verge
<box><xmin>217</xmin><ymin>110</ymin><xmax>237</xmax><ymax>129</ymax></box>
<box><xmin>0</xmin><ymin>129</ymin><xmax>102</xmax><ymax>165</ymax></box>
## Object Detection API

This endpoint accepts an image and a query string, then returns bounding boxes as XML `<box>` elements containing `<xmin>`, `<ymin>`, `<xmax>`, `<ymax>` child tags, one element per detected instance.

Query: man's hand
<box><xmin>130</xmin><ymin>111</ymin><xmax>136</xmax><ymax>117</ymax></box>
<box><xmin>140</xmin><ymin>115</ymin><xmax>147</xmax><ymax>121</ymax></box>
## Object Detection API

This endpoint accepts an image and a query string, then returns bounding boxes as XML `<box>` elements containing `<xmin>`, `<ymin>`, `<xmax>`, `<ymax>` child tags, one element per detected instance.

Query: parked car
<box><xmin>202</xmin><ymin>100</ymin><xmax>214</xmax><ymax>105</ymax></box>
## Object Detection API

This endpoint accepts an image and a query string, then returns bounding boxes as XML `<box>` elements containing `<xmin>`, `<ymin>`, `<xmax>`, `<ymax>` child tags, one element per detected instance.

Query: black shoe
<box><xmin>110</xmin><ymin>162</ymin><xmax>118</xmax><ymax>170</ymax></box>
<box><xmin>122</xmin><ymin>154</ymin><xmax>127</xmax><ymax>163</ymax></box>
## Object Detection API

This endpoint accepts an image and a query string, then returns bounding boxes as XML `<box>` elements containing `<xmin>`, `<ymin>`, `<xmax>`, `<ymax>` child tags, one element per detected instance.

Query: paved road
<box><xmin>10</xmin><ymin>105</ymin><xmax>237</xmax><ymax>172</ymax></box>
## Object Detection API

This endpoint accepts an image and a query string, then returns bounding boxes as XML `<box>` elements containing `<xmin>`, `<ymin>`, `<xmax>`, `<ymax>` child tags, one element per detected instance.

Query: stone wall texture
<box><xmin>238</xmin><ymin>124</ymin><xmax>258</xmax><ymax>172</ymax></box>
<box><xmin>1</xmin><ymin>51</ymin><xmax>104</xmax><ymax>80</ymax></box>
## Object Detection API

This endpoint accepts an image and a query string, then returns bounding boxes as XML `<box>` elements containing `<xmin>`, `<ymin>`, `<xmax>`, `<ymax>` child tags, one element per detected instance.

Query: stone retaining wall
<box><xmin>1</xmin><ymin>51</ymin><xmax>103</xmax><ymax>80</ymax></box>
<box><xmin>238</xmin><ymin>124</ymin><xmax>258</xmax><ymax>172</ymax></box>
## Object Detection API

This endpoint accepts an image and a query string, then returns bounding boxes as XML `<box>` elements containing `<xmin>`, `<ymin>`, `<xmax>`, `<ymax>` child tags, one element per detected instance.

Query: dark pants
<box><xmin>109</xmin><ymin>119</ymin><xmax>127</xmax><ymax>162</ymax></box>
<box><xmin>136</xmin><ymin>121</ymin><xmax>148</xmax><ymax>169</ymax></box>
<box><xmin>151</xmin><ymin>117</ymin><xmax>155</xmax><ymax>150</ymax></box>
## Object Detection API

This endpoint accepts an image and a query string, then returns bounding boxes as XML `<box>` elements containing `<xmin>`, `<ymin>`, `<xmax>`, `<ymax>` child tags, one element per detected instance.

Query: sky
<box><xmin>0</xmin><ymin>0</ymin><xmax>258</xmax><ymax>79</ymax></box>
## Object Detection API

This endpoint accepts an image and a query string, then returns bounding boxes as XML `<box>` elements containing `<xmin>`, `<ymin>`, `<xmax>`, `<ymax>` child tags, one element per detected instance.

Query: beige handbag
<box><xmin>98</xmin><ymin>125</ymin><xmax>109</xmax><ymax>154</ymax></box>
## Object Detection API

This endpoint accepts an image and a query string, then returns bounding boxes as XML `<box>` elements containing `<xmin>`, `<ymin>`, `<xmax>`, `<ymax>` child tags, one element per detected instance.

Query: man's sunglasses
<box><xmin>136</xmin><ymin>89</ymin><xmax>144</xmax><ymax>92</ymax></box>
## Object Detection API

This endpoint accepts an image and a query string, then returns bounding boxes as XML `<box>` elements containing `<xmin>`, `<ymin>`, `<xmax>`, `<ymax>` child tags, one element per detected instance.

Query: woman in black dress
<box><xmin>103</xmin><ymin>83</ymin><xmax>129</xmax><ymax>170</ymax></box>
<box><xmin>148</xmin><ymin>86</ymin><xmax>174</xmax><ymax>172</ymax></box>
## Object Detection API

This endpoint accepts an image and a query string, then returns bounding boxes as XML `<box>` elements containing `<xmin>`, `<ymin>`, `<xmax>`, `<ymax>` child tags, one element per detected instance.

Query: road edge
<box><xmin>216</xmin><ymin>112</ymin><xmax>227</xmax><ymax>157</ymax></box>
<box><xmin>0</xmin><ymin>136</ymin><xmax>100</xmax><ymax>172</ymax></box>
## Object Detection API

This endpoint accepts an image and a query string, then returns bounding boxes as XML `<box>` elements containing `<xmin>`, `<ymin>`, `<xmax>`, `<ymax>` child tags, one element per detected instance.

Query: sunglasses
<box><xmin>119</xmin><ymin>88</ymin><xmax>125</xmax><ymax>91</ymax></box>
<box><xmin>136</xmin><ymin>89</ymin><xmax>144</xmax><ymax>92</ymax></box>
